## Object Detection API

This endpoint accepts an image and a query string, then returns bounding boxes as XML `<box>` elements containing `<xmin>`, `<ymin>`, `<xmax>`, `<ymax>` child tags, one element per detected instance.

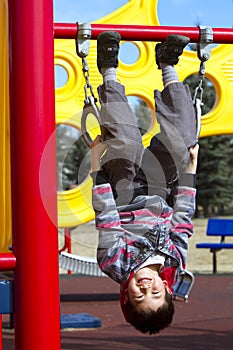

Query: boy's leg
<box><xmin>96</xmin><ymin>31</ymin><xmax>144</xmax><ymax>204</ymax></box>
<box><xmin>134</xmin><ymin>35</ymin><xmax>197</xmax><ymax>199</ymax></box>
<box><xmin>154</xmin><ymin>35</ymin><xmax>197</xmax><ymax>176</ymax></box>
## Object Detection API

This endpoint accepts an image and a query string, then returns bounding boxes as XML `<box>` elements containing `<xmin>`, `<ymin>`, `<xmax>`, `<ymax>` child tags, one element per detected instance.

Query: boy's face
<box><xmin>125</xmin><ymin>266</ymin><xmax>170</xmax><ymax>312</ymax></box>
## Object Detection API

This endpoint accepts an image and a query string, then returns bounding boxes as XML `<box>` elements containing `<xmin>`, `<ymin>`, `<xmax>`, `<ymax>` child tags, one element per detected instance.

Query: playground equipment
<box><xmin>54</xmin><ymin>0</ymin><xmax>233</xmax><ymax>229</ymax></box>
<box><xmin>0</xmin><ymin>1</ymin><xmax>60</xmax><ymax>349</ymax></box>
<box><xmin>0</xmin><ymin>0</ymin><xmax>233</xmax><ymax>349</ymax></box>
<box><xmin>0</xmin><ymin>0</ymin><xmax>12</xmax><ymax>255</ymax></box>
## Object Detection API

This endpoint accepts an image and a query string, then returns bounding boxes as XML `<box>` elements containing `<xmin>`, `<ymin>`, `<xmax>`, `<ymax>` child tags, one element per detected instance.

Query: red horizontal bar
<box><xmin>0</xmin><ymin>253</ymin><xmax>16</xmax><ymax>271</ymax></box>
<box><xmin>54</xmin><ymin>23</ymin><xmax>233</xmax><ymax>44</ymax></box>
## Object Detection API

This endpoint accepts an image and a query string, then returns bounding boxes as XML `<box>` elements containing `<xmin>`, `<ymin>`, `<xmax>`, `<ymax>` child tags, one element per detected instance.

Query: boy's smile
<box><xmin>137</xmin><ymin>277</ymin><xmax>152</xmax><ymax>284</ymax></box>
<box><xmin>125</xmin><ymin>266</ymin><xmax>170</xmax><ymax>310</ymax></box>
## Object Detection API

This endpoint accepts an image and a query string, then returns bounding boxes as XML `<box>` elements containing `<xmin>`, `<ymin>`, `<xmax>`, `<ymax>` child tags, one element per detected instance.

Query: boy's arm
<box><xmin>92</xmin><ymin>183</ymin><xmax>130</xmax><ymax>283</ymax></box>
<box><xmin>90</xmin><ymin>135</ymin><xmax>105</xmax><ymax>172</ymax></box>
<box><xmin>184</xmin><ymin>143</ymin><xmax>199</xmax><ymax>174</ymax></box>
<box><xmin>178</xmin><ymin>143</ymin><xmax>199</xmax><ymax>188</ymax></box>
<box><xmin>169</xmin><ymin>144</ymin><xmax>199</xmax><ymax>267</ymax></box>
<box><xmin>90</xmin><ymin>135</ymin><xmax>121</xmax><ymax>229</ymax></box>
<box><xmin>179</xmin><ymin>142</ymin><xmax>199</xmax><ymax>185</ymax></box>
<box><xmin>90</xmin><ymin>136</ymin><xmax>126</xmax><ymax>282</ymax></box>
<box><xmin>90</xmin><ymin>135</ymin><xmax>109</xmax><ymax>184</ymax></box>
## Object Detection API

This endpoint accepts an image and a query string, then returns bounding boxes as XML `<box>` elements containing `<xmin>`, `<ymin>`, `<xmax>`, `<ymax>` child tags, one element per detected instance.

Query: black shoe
<box><xmin>155</xmin><ymin>35</ymin><xmax>190</xmax><ymax>69</ymax></box>
<box><xmin>97</xmin><ymin>31</ymin><xmax>121</xmax><ymax>72</ymax></box>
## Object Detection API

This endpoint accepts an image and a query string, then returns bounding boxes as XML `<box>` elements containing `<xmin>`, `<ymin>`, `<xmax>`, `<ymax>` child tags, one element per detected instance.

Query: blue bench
<box><xmin>196</xmin><ymin>218</ymin><xmax>233</xmax><ymax>273</ymax></box>
<box><xmin>0</xmin><ymin>280</ymin><xmax>13</xmax><ymax>314</ymax></box>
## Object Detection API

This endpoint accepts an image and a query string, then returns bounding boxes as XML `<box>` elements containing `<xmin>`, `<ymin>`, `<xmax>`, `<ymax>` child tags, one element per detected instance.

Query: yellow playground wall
<box><xmin>55</xmin><ymin>0</ymin><xmax>233</xmax><ymax>228</ymax></box>
<box><xmin>1</xmin><ymin>0</ymin><xmax>233</xmax><ymax>251</ymax></box>
<box><xmin>0</xmin><ymin>0</ymin><xmax>12</xmax><ymax>252</ymax></box>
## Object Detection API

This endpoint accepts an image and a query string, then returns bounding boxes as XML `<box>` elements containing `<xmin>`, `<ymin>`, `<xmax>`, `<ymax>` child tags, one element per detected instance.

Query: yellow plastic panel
<box><xmin>55</xmin><ymin>0</ymin><xmax>233</xmax><ymax>227</ymax></box>
<box><xmin>0</xmin><ymin>0</ymin><xmax>12</xmax><ymax>251</ymax></box>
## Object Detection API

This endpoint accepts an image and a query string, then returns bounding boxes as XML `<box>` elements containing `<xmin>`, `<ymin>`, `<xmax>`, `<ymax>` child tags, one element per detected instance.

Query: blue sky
<box><xmin>54</xmin><ymin>0</ymin><xmax>233</xmax><ymax>28</ymax></box>
<box><xmin>53</xmin><ymin>0</ymin><xmax>233</xmax><ymax>87</ymax></box>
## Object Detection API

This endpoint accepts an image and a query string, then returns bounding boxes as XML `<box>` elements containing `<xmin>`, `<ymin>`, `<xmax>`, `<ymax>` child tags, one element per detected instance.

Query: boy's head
<box><xmin>120</xmin><ymin>266</ymin><xmax>174</xmax><ymax>334</ymax></box>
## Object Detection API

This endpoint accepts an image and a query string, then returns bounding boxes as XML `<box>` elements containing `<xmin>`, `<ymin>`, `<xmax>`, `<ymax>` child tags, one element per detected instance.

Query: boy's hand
<box><xmin>185</xmin><ymin>143</ymin><xmax>199</xmax><ymax>174</ymax></box>
<box><xmin>90</xmin><ymin>135</ymin><xmax>107</xmax><ymax>172</ymax></box>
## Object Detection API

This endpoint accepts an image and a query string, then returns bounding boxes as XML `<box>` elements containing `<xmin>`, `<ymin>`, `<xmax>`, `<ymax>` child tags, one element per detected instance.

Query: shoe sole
<box><xmin>97</xmin><ymin>31</ymin><xmax>121</xmax><ymax>44</ymax></box>
<box><xmin>166</xmin><ymin>35</ymin><xmax>190</xmax><ymax>47</ymax></box>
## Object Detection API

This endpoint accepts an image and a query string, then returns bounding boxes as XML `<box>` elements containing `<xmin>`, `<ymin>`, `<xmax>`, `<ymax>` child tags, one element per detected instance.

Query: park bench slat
<box><xmin>196</xmin><ymin>243</ymin><xmax>233</xmax><ymax>249</ymax></box>
<box><xmin>206</xmin><ymin>218</ymin><xmax>233</xmax><ymax>236</ymax></box>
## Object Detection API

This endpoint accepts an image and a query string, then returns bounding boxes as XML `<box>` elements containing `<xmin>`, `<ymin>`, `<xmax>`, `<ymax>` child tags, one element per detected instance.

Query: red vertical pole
<box><xmin>8</xmin><ymin>1</ymin><xmax>60</xmax><ymax>349</ymax></box>
<box><xmin>65</xmin><ymin>228</ymin><xmax>72</xmax><ymax>275</ymax></box>
<box><xmin>0</xmin><ymin>315</ymin><xmax>2</xmax><ymax>350</ymax></box>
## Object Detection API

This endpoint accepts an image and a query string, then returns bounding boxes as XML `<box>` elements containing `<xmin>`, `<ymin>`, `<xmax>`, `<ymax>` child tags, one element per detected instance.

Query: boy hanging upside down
<box><xmin>90</xmin><ymin>31</ymin><xmax>199</xmax><ymax>334</ymax></box>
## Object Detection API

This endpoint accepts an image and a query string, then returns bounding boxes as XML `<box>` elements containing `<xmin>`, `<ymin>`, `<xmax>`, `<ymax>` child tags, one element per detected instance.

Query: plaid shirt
<box><xmin>92</xmin><ymin>182</ymin><xmax>196</xmax><ymax>290</ymax></box>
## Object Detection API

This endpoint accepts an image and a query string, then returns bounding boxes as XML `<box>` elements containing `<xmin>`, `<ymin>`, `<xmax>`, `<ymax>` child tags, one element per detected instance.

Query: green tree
<box><xmin>184</xmin><ymin>73</ymin><xmax>215</xmax><ymax>115</ymax></box>
<box><xmin>128</xmin><ymin>96</ymin><xmax>152</xmax><ymax>135</ymax></box>
<box><xmin>197</xmin><ymin>135</ymin><xmax>233</xmax><ymax>217</ymax></box>
<box><xmin>56</xmin><ymin>124</ymin><xmax>90</xmax><ymax>191</ymax></box>
<box><xmin>184</xmin><ymin>73</ymin><xmax>233</xmax><ymax>217</ymax></box>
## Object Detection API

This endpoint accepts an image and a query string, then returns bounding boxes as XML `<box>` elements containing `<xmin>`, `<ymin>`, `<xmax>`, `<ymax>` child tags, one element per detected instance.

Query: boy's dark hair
<box><xmin>123</xmin><ymin>289</ymin><xmax>174</xmax><ymax>334</ymax></box>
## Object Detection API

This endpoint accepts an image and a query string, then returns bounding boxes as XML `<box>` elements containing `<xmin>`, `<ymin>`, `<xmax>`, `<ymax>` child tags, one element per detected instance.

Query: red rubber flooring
<box><xmin>3</xmin><ymin>274</ymin><xmax>233</xmax><ymax>349</ymax></box>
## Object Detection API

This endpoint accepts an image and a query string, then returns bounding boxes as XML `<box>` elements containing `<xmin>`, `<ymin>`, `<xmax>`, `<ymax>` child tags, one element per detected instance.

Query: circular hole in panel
<box><xmin>119</xmin><ymin>42</ymin><xmax>140</xmax><ymax>65</ymax></box>
<box><xmin>55</xmin><ymin>65</ymin><xmax>68</xmax><ymax>88</ymax></box>
<box><xmin>128</xmin><ymin>96</ymin><xmax>152</xmax><ymax>135</ymax></box>
<box><xmin>183</xmin><ymin>74</ymin><xmax>216</xmax><ymax>115</ymax></box>
<box><xmin>56</xmin><ymin>124</ymin><xmax>90</xmax><ymax>191</ymax></box>
<box><xmin>83</xmin><ymin>112</ymin><xmax>102</xmax><ymax>143</ymax></box>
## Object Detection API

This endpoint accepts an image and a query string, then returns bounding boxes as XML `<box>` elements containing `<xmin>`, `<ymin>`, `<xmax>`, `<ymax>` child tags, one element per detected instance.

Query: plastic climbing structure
<box><xmin>0</xmin><ymin>0</ymin><xmax>233</xmax><ymax>349</ymax></box>
<box><xmin>55</xmin><ymin>0</ymin><xmax>233</xmax><ymax>228</ymax></box>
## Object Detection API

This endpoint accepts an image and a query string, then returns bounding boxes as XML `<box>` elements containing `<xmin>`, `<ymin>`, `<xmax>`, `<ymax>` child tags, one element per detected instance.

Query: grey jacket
<box><xmin>92</xmin><ymin>182</ymin><xmax>196</xmax><ymax>290</ymax></box>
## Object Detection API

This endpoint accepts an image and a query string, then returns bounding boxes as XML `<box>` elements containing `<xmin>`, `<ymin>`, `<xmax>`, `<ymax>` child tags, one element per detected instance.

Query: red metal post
<box><xmin>54</xmin><ymin>23</ymin><xmax>233</xmax><ymax>44</ymax></box>
<box><xmin>8</xmin><ymin>1</ymin><xmax>60</xmax><ymax>349</ymax></box>
<box><xmin>0</xmin><ymin>315</ymin><xmax>2</xmax><ymax>350</ymax></box>
<box><xmin>60</xmin><ymin>228</ymin><xmax>72</xmax><ymax>275</ymax></box>
<box><xmin>59</xmin><ymin>228</ymin><xmax>72</xmax><ymax>255</ymax></box>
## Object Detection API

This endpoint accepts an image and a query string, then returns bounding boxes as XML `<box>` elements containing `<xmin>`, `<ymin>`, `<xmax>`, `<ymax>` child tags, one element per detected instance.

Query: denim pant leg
<box><xmin>97</xmin><ymin>81</ymin><xmax>144</xmax><ymax>204</ymax></box>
